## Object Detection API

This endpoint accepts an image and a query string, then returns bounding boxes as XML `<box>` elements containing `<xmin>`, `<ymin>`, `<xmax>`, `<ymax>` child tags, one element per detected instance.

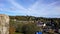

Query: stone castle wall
<box><xmin>0</xmin><ymin>14</ymin><xmax>9</xmax><ymax>34</ymax></box>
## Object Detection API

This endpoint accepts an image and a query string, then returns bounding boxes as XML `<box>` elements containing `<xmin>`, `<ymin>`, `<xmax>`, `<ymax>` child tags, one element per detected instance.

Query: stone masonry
<box><xmin>0</xmin><ymin>14</ymin><xmax>9</xmax><ymax>34</ymax></box>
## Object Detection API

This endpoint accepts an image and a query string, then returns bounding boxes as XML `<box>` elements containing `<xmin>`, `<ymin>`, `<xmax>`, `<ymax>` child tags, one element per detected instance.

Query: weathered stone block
<box><xmin>0</xmin><ymin>14</ymin><xmax>9</xmax><ymax>34</ymax></box>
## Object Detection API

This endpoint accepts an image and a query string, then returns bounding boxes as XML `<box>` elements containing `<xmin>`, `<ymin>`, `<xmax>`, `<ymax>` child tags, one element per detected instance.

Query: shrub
<box><xmin>9</xmin><ymin>26</ymin><xmax>15</xmax><ymax>34</ymax></box>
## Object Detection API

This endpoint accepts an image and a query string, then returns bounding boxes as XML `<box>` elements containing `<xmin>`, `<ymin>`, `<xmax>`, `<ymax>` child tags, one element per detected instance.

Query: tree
<box><xmin>22</xmin><ymin>23</ymin><xmax>37</xmax><ymax>34</ymax></box>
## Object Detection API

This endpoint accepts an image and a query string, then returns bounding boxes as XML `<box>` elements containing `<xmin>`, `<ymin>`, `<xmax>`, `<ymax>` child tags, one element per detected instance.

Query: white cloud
<box><xmin>8</xmin><ymin>0</ymin><xmax>28</xmax><ymax>11</ymax></box>
<box><xmin>27</xmin><ymin>0</ymin><xmax>60</xmax><ymax>17</ymax></box>
<box><xmin>0</xmin><ymin>0</ymin><xmax>60</xmax><ymax>18</ymax></box>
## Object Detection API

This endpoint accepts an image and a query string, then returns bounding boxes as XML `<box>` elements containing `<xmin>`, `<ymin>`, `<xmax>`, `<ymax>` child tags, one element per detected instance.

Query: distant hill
<box><xmin>9</xmin><ymin>16</ymin><xmax>60</xmax><ymax>21</ymax></box>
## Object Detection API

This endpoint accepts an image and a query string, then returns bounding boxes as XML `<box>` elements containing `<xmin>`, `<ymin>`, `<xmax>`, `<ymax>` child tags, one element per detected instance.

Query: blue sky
<box><xmin>0</xmin><ymin>0</ymin><xmax>60</xmax><ymax>18</ymax></box>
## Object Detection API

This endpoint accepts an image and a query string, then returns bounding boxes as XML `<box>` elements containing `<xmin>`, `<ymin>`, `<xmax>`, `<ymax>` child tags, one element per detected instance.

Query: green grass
<box><xmin>15</xmin><ymin>32</ymin><xmax>24</xmax><ymax>34</ymax></box>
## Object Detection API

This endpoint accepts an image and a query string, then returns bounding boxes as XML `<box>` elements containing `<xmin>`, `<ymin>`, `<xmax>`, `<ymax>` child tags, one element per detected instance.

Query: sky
<box><xmin>0</xmin><ymin>0</ymin><xmax>60</xmax><ymax>18</ymax></box>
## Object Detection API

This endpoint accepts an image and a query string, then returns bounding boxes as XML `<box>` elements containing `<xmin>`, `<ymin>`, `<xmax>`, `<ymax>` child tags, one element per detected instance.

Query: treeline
<box><xmin>10</xmin><ymin>16</ymin><xmax>60</xmax><ymax>21</ymax></box>
<box><xmin>9</xmin><ymin>16</ymin><xmax>60</xmax><ymax>27</ymax></box>
<box><xmin>9</xmin><ymin>16</ymin><xmax>60</xmax><ymax>34</ymax></box>
<box><xmin>9</xmin><ymin>16</ymin><xmax>35</xmax><ymax>21</ymax></box>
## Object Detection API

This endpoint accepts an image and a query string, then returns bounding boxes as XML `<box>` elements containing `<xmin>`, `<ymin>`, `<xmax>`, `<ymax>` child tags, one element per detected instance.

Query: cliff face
<box><xmin>0</xmin><ymin>14</ymin><xmax>9</xmax><ymax>34</ymax></box>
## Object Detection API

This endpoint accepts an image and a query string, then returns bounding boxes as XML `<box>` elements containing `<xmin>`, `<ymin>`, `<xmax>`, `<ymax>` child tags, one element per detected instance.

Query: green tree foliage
<box><xmin>9</xmin><ymin>16</ymin><xmax>60</xmax><ymax>34</ymax></box>
<box><xmin>15</xmin><ymin>22</ymin><xmax>25</xmax><ymax>33</ymax></box>
<box><xmin>22</xmin><ymin>22</ymin><xmax>37</xmax><ymax>34</ymax></box>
